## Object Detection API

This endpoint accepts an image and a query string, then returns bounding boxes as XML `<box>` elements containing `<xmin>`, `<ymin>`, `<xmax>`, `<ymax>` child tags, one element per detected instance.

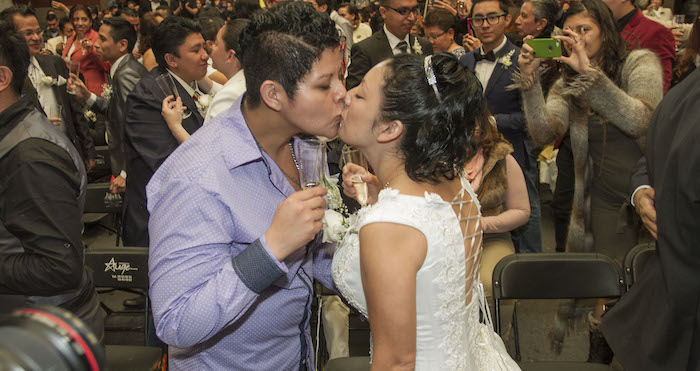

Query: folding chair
<box><xmin>492</xmin><ymin>253</ymin><xmax>625</xmax><ymax>370</ymax></box>
<box><xmin>92</xmin><ymin>145</ymin><xmax>112</xmax><ymax>173</ymax></box>
<box><xmin>83</xmin><ymin>182</ymin><xmax>123</xmax><ymax>246</ymax></box>
<box><xmin>85</xmin><ymin>247</ymin><xmax>165</xmax><ymax>371</ymax></box>
<box><xmin>623</xmin><ymin>242</ymin><xmax>656</xmax><ymax>289</ymax></box>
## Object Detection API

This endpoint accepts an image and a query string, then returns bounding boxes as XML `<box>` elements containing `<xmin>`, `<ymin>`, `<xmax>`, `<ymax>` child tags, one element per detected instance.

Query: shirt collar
<box><xmin>617</xmin><ymin>7</ymin><xmax>638</xmax><ymax>30</ymax></box>
<box><xmin>223</xmin><ymin>69</ymin><xmax>245</xmax><ymax>89</ymax></box>
<box><xmin>168</xmin><ymin>69</ymin><xmax>197</xmax><ymax>97</ymax></box>
<box><xmin>29</xmin><ymin>56</ymin><xmax>41</xmax><ymax>71</ymax></box>
<box><xmin>384</xmin><ymin>24</ymin><xmax>411</xmax><ymax>51</ymax></box>
<box><xmin>110</xmin><ymin>54</ymin><xmax>129</xmax><ymax>78</ymax></box>
<box><xmin>0</xmin><ymin>95</ymin><xmax>36</xmax><ymax>140</ymax></box>
<box><xmin>480</xmin><ymin>36</ymin><xmax>507</xmax><ymax>57</ymax></box>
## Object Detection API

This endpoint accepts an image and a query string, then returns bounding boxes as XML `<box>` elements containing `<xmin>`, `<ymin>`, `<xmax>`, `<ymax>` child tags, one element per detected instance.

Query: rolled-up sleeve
<box><xmin>147</xmin><ymin>177</ymin><xmax>286</xmax><ymax>348</ymax></box>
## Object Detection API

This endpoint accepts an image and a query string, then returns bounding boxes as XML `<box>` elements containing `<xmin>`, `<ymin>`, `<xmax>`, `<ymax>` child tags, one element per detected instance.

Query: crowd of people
<box><xmin>0</xmin><ymin>0</ymin><xmax>698</xmax><ymax>369</ymax></box>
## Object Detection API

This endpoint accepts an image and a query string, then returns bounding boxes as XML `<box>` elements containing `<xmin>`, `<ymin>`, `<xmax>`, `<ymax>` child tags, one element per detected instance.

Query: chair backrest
<box><xmin>492</xmin><ymin>253</ymin><xmax>625</xmax><ymax>300</ymax></box>
<box><xmin>84</xmin><ymin>183</ymin><xmax>123</xmax><ymax>214</ymax></box>
<box><xmin>623</xmin><ymin>242</ymin><xmax>656</xmax><ymax>289</ymax></box>
<box><xmin>93</xmin><ymin>145</ymin><xmax>111</xmax><ymax>172</ymax></box>
<box><xmin>85</xmin><ymin>247</ymin><xmax>149</xmax><ymax>290</ymax></box>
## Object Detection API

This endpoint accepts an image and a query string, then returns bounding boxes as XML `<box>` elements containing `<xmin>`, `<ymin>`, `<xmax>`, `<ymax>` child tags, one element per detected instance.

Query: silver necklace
<box><xmin>260</xmin><ymin>141</ymin><xmax>300</xmax><ymax>187</ymax></box>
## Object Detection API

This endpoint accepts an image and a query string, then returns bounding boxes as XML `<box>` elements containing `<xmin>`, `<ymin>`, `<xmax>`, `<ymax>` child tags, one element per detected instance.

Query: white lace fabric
<box><xmin>331</xmin><ymin>176</ymin><xmax>520</xmax><ymax>370</ymax></box>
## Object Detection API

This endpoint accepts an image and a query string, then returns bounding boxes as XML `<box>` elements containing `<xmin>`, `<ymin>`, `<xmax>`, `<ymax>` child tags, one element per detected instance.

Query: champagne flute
<box><xmin>297</xmin><ymin>138</ymin><xmax>326</xmax><ymax>189</ymax></box>
<box><xmin>66</xmin><ymin>61</ymin><xmax>80</xmax><ymax>94</ymax></box>
<box><xmin>156</xmin><ymin>73</ymin><xmax>191</xmax><ymax>119</ymax></box>
<box><xmin>342</xmin><ymin>145</ymin><xmax>369</xmax><ymax>206</ymax></box>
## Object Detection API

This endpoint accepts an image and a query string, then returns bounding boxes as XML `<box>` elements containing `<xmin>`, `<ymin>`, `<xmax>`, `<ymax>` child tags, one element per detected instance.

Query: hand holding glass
<box><xmin>342</xmin><ymin>145</ymin><xmax>369</xmax><ymax>206</ymax></box>
<box><xmin>66</xmin><ymin>61</ymin><xmax>80</xmax><ymax>94</ymax></box>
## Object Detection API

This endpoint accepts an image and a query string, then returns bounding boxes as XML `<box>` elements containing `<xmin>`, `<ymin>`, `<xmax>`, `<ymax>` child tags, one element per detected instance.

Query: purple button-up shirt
<box><xmin>147</xmin><ymin>95</ymin><xmax>335</xmax><ymax>370</ymax></box>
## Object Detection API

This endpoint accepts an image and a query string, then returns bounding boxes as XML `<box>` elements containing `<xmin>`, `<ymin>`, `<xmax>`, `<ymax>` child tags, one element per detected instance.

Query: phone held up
<box><xmin>525</xmin><ymin>38</ymin><xmax>562</xmax><ymax>58</ymax></box>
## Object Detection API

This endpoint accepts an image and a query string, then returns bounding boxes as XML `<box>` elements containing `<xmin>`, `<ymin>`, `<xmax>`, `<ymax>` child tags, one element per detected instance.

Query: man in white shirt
<box><xmin>45</xmin><ymin>16</ymin><xmax>74</xmax><ymax>56</ymax></box>
<box><xmin>204</xmin><ymin>18</ymin><xmax>248</xmax><ymax>123</ymax></box>
<box><xmin>345</xmin><ymin>0</ymin><xmax>432</xmax><ymax>89</ymax></box>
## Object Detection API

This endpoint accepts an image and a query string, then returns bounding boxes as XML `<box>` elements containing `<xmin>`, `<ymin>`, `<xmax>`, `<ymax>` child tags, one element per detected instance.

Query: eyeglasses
<box><xmin>20</xmin><ymin>29</ymin><xmax>44</xmax><ymax>38</ymax></box>
<box><xmin>426</xmin><ymin>30</ymin><xmax>446</xmax><ymax>41</ymax></box>
<box><xmin>469</xmin><ymin>13</ymin><xmax>508</xmax><ymax>26</ymax></box>
<box><xmin>384</xmin><ymin>5</ymin><xmax>421</xmax><ymax>16</ymax></box>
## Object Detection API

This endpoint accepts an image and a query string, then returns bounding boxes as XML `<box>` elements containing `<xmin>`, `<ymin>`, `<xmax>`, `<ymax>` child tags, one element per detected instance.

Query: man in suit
<box><xmin>345</xmin><ymin>0</ymin><xmax>432</xmax><ymax>89</ymax></box>
<box><xmin>122</xmin><ymin>16</ymin><xmax>206</xmax><ymax>247</ymax></box>
<box><xmin>602</xmin><ymin>0</ymin><xmax>675</xmax><ymax>92</ymax></box>
<box><xmin>600</xmin><ymin>69</ymin><xmax>700</xmax><ymax>371</ymax></box>
<box><xmin>70</xmin><ymin>17</ymin><xmax>148</xmax><ymax>195</ymax></box>
<box><xmin>1</xmin><ymin>6</ymin><xmax>97</xmax><ymax>171</ymax></box>
<box><xmin>460</xmin><ymin>0</ymin><xmax>540</xmax><ymax>253</ymax></box>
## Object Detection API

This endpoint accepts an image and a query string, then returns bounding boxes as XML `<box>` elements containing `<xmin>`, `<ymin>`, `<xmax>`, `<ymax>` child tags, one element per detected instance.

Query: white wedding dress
<box><xmin>331</xmin><ymin>177</ymin><xmax>520</xmax><ymax>370</ymax></box>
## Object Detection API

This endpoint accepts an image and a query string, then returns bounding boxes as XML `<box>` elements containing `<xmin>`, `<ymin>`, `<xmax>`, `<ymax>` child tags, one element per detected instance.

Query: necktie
<box><xmin>396</xmin><ymin>40</ymin><xmax>408</xmax><ymax>54</ymax></box>
<box><xmin>474</xmin><ymin>51</ymin><xmax>497</xmax><ymax>62</ymax></box>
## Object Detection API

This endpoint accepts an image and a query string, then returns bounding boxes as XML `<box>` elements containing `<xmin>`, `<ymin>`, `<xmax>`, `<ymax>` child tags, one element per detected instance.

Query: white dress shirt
<box><xmin>204</xmin><ymin>69</ymin><xmax>246</xmax><ymax>124</ymax></box>
<box><xmin>474</xmin><ymin>36</ymin><xmax>507</xmax><ymax>92</ymax></box>
<box><xmin>384</xmin><ymin>24</ymin><xmax>412</xmax><ymax>55</ymax></box>
<box><xmin>28</xmin><ymin>57</ymin><xmax>64</xmax><ymax>133</ymax></box>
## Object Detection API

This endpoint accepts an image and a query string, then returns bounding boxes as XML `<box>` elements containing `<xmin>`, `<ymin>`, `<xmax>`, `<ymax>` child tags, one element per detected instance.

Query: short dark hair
<box><xmin>0</xmin><ymin>20</ymin><xmax>30</xmax><ymax>95</ymax></box>
<box><xmin>0</xmin><ymin>5</ymin><xmax>37</xmax><ymax>30</ymax></box>
<box><xmin>46</xmin><ymin>13</ymin><xmax>58</xmax><ymax>22</ymax></box>
<box><xmin>338</xmin><ymin>3</ymin><xmax>358</xmax><ymax>18</ymax></box>
<box><xmin>156</xmin><ymin>5</ymin><xmax>174</xmax><ymax>17</ymax></box>
<box><xmin>238</xmin><ymin>1</ymin><xmax>340</xmax><ymax>107</ymax></box>
<box><xmin>233</xmin><ymin>0</ymin><xmax>262</xmax><ymax>20</ymax></box>
<box><xmin>198</xmin><ymin>6</ymin><xmax>222</xmax><ymax>19</ymax></box>
<box><xmin>423</xmin><ymin>8</ymin><xmax>456</xmax><ymax>31</ymax></box>
<box><xmin>380</xmin><ymin>53</ymin><xmax>483</xmax><ymax>183</ymax></box>
<box><xmin>70</xmin><ymin>4</ymin><xmax>93</xmax><ymax>23</ymax></box>
<box><xmin>316</xmin><ymin>0</ymin><xmax>331</xmax><ymax>13</ymax></box>
<box><xmin>469</xmin><ymin>0</ymin><xmax>513</xmax><ymax>16</ymax></box>
<box><xmin>199</xmin><ymin>16</ymin><xmax>224</xmax><ymax>41</ymax></box>
<box><xmin>59</xmin><ymin>16</ymin><xmax>71</xmax><ymax>32</ymax></box>
<box><xmin>152</xmin><ymin>16</ymin><xmax>202</xmax><ymax>69</ymax></box>
<box><xmin>102</xmin><ymin>16</ymin><xmax>138</xmax><ymax>53</ymax></box>
<box><xmin>121</xmin><ymin>8</ymin><xmax>139</xmax><ymax>18</ymax></box>
<box><xmin>222</xmin><ymin>18</ymin><xmax>249</xmax><ymax>53</ymax></box>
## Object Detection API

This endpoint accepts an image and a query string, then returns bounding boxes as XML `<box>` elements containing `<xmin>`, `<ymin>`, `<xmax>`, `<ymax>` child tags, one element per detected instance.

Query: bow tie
<box><xmin>474</xmin><ymin>51</ymin><xmax>497</xmax><ymax>62</ymax></box>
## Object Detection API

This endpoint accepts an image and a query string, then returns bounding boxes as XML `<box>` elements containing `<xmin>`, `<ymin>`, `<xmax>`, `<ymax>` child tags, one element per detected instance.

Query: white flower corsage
<box><xmin>101</xmin><ymin>83</ymin><xmax>113</xmax><ymax>101</ymax></box>
<box><xmin>412</xmin><ymin>38</ymin><xmax>423</xmax><ymax>55</ymax></box>
<box><xmin>498</xmin><ymin>50</ymin><xmax>515</xmax><ymax>69</ymax></box>
<box><xmin>84</xmin><ymin>109</ymin><xmax>97</xmax><ymax>122</ymax></box>
<box><xmin>194</xmin><ymin>93</ymin><xmax>212</xmax><ymax>116</ymax></box>
<box><xmin>321</xmin><ymin>174</ymin><xmax>357</xmax><ymax>243</ymax></box>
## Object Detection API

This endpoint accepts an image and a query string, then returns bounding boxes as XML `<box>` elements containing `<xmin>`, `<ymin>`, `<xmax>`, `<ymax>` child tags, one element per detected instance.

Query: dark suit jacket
<box><xmin>601</xmin><ymin>68</ymin><xmax>700</xmax><ymax>371</ymax></box>
<box><xmin>346</xmin><ymin>29</ymin><xmax>432</xmax><ymax>90</ymax></box>
<box><xmin>122</xmin><ymin>67</ymin><xmax>204</xmax><ymax>246</ymax></box>
<box><xmin>23</xmin><ymin>55</ymin><xmax>96</xmax><ymax>162</ymax></box>
<box><xmin>92</xmin><ymin>55</ymin><xmax>148</xmax><ymax>177</ymax></box>
<box><xmin>460</xmin><ymin>40</ymin><xmax>529</xmax><ymax>170</ymax></box>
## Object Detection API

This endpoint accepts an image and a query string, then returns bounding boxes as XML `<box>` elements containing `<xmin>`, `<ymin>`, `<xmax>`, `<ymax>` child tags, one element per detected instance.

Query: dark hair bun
<box><xmin>382</xmin><ymin>52</ymin><xmax>486</xmax><ymax>183</ymax></box>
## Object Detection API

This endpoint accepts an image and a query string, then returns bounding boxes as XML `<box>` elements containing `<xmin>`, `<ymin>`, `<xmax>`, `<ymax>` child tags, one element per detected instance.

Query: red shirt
<box><xmin>621</xmin><ymin>8</ymin><xmax>676</xmax><ymax>92</ymax></box>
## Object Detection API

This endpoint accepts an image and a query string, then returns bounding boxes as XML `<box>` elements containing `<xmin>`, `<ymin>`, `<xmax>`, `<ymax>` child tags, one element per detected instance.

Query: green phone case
<box><xmin>525</xmin><ymin>38</ymin><xmax>562</xmax><ymax>58</ymax></box>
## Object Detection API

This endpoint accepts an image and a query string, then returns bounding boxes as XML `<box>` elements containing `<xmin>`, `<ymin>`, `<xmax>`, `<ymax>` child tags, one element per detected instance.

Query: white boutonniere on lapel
<box><xmin>84</xmin><ymin>109</ymin><xmax>97</xmax><ymax>123</ymax></box>
<box><xmin>498</xmin><ymin>50</ymin><xmax>515</xmax><ymax>69</ymax></box>
<box><xmin>39</xmin><ymin>74</ymin><xmax>67</xmax><ymax>87</ymax></box>
<box><xmin>412</xmin><ymin>38</ymin><xmax>423</xmax><ymax>55</ymax></box>
<box><xmin>193</xmin><ymin>90</ymin><xmax>213</xmax><ymax>117</ymax></box>
<box><xmin>101</xmin><ymin>83</ymin><xmax>113</xmax><ymax>101</ymax></box>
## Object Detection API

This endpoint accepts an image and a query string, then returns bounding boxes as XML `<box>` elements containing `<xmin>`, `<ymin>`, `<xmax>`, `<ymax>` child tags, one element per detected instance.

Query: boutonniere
<box><xmin>101</xmin><ymin>83</ymin><xmax>113</xmax><ymax>101</ymax></box>
<box><xmin>498</xmin><ymin>50</ymin><xmax>515</xmax><ymax>69</ymax></box>
<box><xmin>84</xmin><ymin>109</ymin><xmax>97</xmax><ymax>123</ymax></box>
<box><xmin>412</xmin><ymin>38</ymin><xmax>423</xmax><ymax>55</ymax></box>
<box><xmin>193</xmin><ymin>90</ymin><xmax>213</xmax><ymax>116</ymax></box>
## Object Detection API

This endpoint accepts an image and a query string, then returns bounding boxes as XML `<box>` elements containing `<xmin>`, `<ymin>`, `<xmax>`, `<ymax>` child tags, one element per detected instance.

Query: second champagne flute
<box><xmin>66</xmin><ymin>61</ymin><xmax>80</xmax><ymax>95</ymax></box>
<box><xmin>342</xmin><ymin>145</ymin><xmax>369</xmax><ymax>206</ymax></box>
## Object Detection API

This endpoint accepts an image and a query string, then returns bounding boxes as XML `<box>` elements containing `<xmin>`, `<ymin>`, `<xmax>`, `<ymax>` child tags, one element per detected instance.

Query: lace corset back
<box><xmin>451</xmin><ymin>176</ymin><xmax>484</xmax><ymax>309</ymax></box>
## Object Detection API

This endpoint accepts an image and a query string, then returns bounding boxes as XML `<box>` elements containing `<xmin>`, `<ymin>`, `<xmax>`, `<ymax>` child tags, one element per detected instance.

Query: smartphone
<box><xmin>525</xmin><ymin>38</ymin><xmax>562</xmax><ymax>58</ymax></box>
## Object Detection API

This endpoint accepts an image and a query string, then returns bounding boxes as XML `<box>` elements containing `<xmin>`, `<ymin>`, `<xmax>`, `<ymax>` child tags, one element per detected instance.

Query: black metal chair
<box><xmin>85</xmin><ymin>247</ymin><xmax>165</xmax><ymax>371</ymax></box>
<box><xmin>622</xmin><ymin>242</ymin><xmax>656</xmax><ymax>290</ymax></box>
<box><xmin>492</xmin><ymin>253</ymin><xmax>625</xmax><ymax>369</ymax></box>
<box><xmin>83</xmin><ymin>182</ymin><xmax>123</xmax><ymax>246</ymax></box>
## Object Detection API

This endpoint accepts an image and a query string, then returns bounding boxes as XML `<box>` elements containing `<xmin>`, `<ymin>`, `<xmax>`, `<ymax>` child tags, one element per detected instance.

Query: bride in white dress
<box><xmin>331</xmin><ymin>53</ymin><xmax>520</xmax><ymax>370</ymax></box>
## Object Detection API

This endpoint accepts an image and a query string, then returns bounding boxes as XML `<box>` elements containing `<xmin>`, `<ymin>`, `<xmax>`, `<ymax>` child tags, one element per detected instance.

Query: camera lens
<box><xmin>0</xmin><ymin>306</ymin><xmax>106</xmax><ymax>371</ymax></box>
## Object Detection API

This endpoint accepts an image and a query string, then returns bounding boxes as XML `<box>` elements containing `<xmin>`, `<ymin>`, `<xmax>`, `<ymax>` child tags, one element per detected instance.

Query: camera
<box><xmin>0</xmin><ymin>306</ymin><xmax>106</xmax><ymax>371</ymax></box>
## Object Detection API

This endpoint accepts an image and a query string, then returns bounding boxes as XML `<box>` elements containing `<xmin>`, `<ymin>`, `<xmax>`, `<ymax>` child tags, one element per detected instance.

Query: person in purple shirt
<box><xmin>146</xmin><ymin>3</ymin><xmax>347</xmax><ymax>370</ymax></box>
